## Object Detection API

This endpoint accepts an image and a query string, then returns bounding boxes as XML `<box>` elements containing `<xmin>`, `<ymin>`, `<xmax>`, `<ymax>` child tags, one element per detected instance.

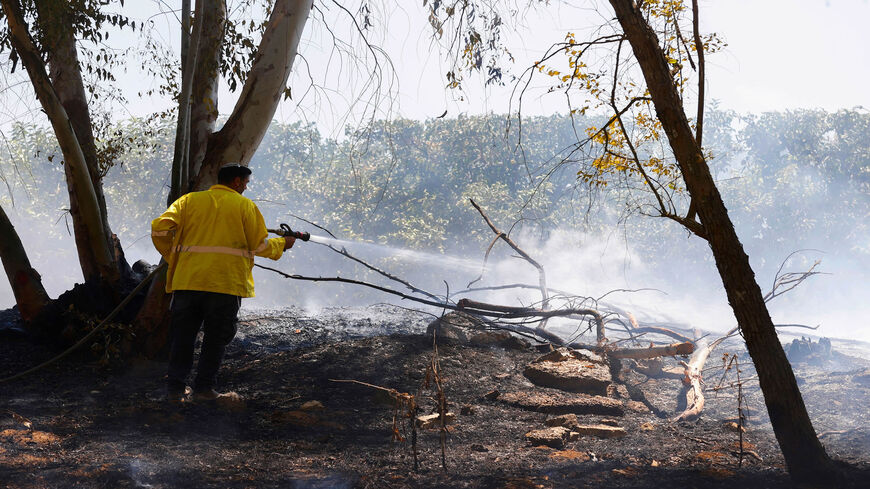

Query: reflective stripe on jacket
<box><xmin>151</xmin><ymin>184</ymin><xmax>285</xmax><ymax>297</ymax></box>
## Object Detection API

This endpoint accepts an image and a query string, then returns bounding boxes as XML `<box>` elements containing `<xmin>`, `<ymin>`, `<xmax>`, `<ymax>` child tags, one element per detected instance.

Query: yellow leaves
<box><xmin>593</xmin><ymin>154</ymin><xmax>630</xmax><ymax>173</ymax></box>
<box><xmin>640</xmin><ymin>0</ymin><xmax>687</xmax><ymax>18</ymax></box>
<box><xmin>565</xmin><ymin>32</ymin><xmax>577</xmax><ymax>45</ymax></box>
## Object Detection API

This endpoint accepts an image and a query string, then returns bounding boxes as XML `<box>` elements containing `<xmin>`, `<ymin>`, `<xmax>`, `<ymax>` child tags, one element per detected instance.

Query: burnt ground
<box><xmin>1</xmin><ymin>305</ymin><xmax>870</xmax><ymax>488</ymax></box>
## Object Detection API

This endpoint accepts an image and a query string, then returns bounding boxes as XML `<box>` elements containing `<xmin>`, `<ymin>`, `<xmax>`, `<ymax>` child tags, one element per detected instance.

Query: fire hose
<box><xmin>0</xmin><ymin>262</ymin><xmax>168</xmax><ymax>384</ymax></box>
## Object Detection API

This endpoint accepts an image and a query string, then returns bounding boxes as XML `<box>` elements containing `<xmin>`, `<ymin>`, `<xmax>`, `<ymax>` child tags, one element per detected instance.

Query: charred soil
<box><xmin>1</xmin><ymin>306</ymin><xmax>869</xmax><ymax>488</ymax></box>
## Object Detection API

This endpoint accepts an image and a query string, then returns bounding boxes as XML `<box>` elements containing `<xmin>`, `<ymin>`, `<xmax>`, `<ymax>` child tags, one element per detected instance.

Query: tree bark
<box><xmin>607</xmin><ymin>342</ymin><xmax>694</xmax><ymax>359</ymax></box>
<box><xmin>127</xmin><ymin>262</ymin><xmax>172</xmax><ymax>359</ymax></box>
<box><xmin>608</xmin><ymin>0</ymin><xmax>838</xmax><ymax>483</ymax></box>
<box><xmin>34</xmin><ymin>0</ymin><xmax>129</xmax><ymax>283</ymax></box>
<box><xmin>168</xmin><ymin>0</ymin><xmax>203</xmax><ymax>204</ymax></box>
<box><xmin>0</xmin><ymin>204</ymin><xmax>50</xmax><ymax>324</ymax></box>
<box><xmin>188</xmin><ymin>0</ymin><xmax>226</xmax><ymax>182</ymax></box>
<box><xmin>195</xmin><ymin>0</ymin><xmax>313</xmax><ymax>189</ymax></box>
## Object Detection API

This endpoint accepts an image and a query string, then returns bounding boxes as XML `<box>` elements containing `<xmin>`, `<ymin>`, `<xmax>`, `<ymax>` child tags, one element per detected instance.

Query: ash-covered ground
<box><xmin>1</xmin><ymin>305</ymin><xmax>869</xmax><ymax>488</ymax></box>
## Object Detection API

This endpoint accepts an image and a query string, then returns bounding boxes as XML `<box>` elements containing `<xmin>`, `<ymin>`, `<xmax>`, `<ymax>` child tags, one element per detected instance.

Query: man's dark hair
<box><xmin>218</xmin><ymin>163</ymin><xmax>252</xmax><ymax>185</ymax></box>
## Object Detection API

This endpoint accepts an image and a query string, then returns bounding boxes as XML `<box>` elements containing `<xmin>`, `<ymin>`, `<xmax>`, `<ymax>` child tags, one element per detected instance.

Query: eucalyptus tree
<box><xmin>1</xmin><ymin>0</ymin><xmax>131</xmax><ymax>315</ymax></box>
<box><xmin>425</xmin><ymin>0</ymin><xmax>840</xmax><ymax>482</ymax></box>
<box><xmin>0</xmin><ymin>0</ymin><xmax>314</xmax><ymax>341</ymax></box>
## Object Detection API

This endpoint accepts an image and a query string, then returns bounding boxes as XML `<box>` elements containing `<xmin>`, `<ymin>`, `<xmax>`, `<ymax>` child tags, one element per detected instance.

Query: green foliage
<box><xmin>724</xmin><ymin>109</ymin><xmax>870</xmax><ymax>259</ymax></box>
<box><xmin>423</xmin><ymin>0</ymin><xmax>511</xmax><ymax>90</ymax></box>
<box><xmin>0</xmin><ymin>0</ymin><xmax>139</xmax><ymax>86</ymax></box>
<box><xmin>1</xmin><ymin>109</ymin><xmax>867</xmax><ymax>291</ymax></box>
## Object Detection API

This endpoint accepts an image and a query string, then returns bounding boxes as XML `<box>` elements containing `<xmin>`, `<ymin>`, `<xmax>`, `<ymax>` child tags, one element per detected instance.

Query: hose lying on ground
<box><xmin>0</xmin><ymin>263</ymin><xmax>167</xmax><ymax>384</ymax></box>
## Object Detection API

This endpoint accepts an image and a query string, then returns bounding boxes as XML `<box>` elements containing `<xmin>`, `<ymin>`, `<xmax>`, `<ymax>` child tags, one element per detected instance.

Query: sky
<box><xmin>700</xmin><ymin>0</ymin><xmax>870</xmax><ymax>114</ymax></box>
<box><xmin>85</xmin><ymin>0</ymin><xmax>870</xmax><ymax>137</ymax></box>
<box><xmin>2</xmin><ymin>1</ymin><xmax>867</xmax><ymax>131</ymax></box>
<box><xmin>300</xmin><ymin>0</ymin><xmax>870</xmax><ymax>133</ymax></box>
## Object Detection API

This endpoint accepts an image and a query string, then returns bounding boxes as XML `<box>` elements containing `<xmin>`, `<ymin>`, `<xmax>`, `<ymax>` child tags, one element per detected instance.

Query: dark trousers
<box><xmin>167</xmin><ymin>290</ymin><xmax>241</xmax><ymax>393</ymax></box>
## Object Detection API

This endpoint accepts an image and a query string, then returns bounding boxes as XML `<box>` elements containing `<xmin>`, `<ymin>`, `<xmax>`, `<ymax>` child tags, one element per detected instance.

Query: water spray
<box><xmin>268</xmin><ymin>223</ymin><xmax>483</xmax><ymax>272</ymax></box>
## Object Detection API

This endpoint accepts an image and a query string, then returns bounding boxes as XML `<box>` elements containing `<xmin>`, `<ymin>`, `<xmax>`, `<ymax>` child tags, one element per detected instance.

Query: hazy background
<box><xmin>1</xmin><ymin>1</ymin><xmax>868</xmax><ymax>342</ymax></box>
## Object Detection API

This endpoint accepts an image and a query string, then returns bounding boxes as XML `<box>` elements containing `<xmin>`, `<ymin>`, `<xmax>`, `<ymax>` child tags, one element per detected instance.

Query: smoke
<box><xmin>239</xmin><ymin>216</ymin><xmax>869</xmax><ymax>349</ymax></box>
<box><xmin>2</xmin><ymin>112</ymin><xmax>868</xmax><ymax>348</ymax></box>
<box><xmin>128</xmin><ymin>458</ymin><xmax>155</xmax><ymax>488</ymax></box>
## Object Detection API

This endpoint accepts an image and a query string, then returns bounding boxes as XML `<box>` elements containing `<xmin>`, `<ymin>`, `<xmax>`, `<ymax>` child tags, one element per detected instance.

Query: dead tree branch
<box><xmin>615</xmin><ymin>311</ymin><xmax>694</xmax><ymax>344</ymax></box>
<box><xmin>674</xmin><ymin>253</ymin><xmax>823</xmax><ymax>421</ymax></box>
<box><xmin>765</xmin><ymin>252</ymin><xmax>824</xmax><ymax>303</ymax></box>
<box><xmin>626</xmin><ymin>326</ymin><xmax>693</xmax><ymax>344</ymax></box>
<box><xmin>456</xmin><ymin>298</ymin><xmax>605</xmax><ymax>346</ymax></box>
<box><xmin>675</xmin><ymin>326</ymin><xmax>738</xmax><ymax>421</ymax></box>
<box><xmin>469</xmin><ymin>199</ymin><xmax>550</xmax><ymax>315</ymax></box>
<box><xmin>311</xmin><ymin>240</ymin><xmax>443</xmax><ymax>302</ymax></box>
<box><xmin>607</xmin><ymin>342</ymin><xmax>694</xmax><ymax>359</ymax></box>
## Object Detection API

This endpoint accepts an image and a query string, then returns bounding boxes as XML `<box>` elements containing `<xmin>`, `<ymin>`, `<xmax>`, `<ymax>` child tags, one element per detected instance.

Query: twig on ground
<box><xmin>329</xmin><ymin>378</ymin><xmax>419</xmax><ymax>469</ymax></box>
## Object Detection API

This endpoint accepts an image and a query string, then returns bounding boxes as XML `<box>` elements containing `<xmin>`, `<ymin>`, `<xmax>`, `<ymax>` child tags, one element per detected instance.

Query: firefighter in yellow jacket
<box><xmin>152</xmin><ymin>163</ymin><xmax>294</xmax><ymax>402</ymax></box>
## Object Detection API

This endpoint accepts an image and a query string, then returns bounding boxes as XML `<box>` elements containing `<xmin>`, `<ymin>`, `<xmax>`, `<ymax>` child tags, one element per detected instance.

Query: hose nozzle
<box><xmin>269</xmin><ymin>223</ymin><xmax>310</xmax><ymax>241</ymax></box>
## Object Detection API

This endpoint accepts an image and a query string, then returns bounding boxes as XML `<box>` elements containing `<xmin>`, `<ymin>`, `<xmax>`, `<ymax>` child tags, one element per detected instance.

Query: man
<box><xmin>151</xmin><ymin>163</ymin><xmax>294</xmax><ymax>402</ymax></box>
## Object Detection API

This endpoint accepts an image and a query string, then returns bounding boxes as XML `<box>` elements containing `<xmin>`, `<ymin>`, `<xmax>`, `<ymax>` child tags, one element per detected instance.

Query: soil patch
<box><xmin>1</xmin><ymin>306</ymin><xmax>869</xmax><ymax>488</ymax></box>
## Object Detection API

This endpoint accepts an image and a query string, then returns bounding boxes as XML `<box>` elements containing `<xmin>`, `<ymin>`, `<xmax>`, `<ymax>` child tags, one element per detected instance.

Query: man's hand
<box><xmin>283</xmin><ymin>236</ymin><xmax>296</xmax><ymax>250</ymax></box>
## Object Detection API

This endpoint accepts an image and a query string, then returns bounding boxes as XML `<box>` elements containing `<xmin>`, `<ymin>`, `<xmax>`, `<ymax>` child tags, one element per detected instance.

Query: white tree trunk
<box><xmin>194</xmin><ymin>0</ymin><xmax>313</xmax><ymax>189</ymax></box>
<box><xmin>188</xmin><ymin>0</ymin><xmax>227</xmax><ymax>180</ymax></box>
<box><xmin>2</xmin><ymin>0</ymin><xmax>117</xmax><ymax>286</ymax></box>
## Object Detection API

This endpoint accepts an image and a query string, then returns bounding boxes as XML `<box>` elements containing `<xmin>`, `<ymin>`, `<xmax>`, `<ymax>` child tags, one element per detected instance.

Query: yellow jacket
<box><xmin>151</xmin><ymin>185</ymin><xmax>285</xmax><ymax>297</ymax></box>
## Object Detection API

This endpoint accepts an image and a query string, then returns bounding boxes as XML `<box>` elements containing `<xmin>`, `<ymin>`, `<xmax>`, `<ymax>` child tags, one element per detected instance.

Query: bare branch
<box><xmin>691</xmin><ymin>0</ymin><xmax>705</xmax><ymax>146</ymax></box>
<box><xmin>469</xmin><ymin>198</ymin><xmax>550</xmax><ymax>313</ymax></box>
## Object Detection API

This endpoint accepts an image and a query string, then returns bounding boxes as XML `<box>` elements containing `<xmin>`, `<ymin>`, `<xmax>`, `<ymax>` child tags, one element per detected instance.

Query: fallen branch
<box><xmin>312</xmin><ymin>240</ymin><xmax>443</xmax><ymax>303</ymax></box>
<box><xmin>622</xmin><ymin>311</ymin><xmax>695</xmax><ymax>345</ymax></box>
<box><xmin>674</xmin><ymin>327</ymin><xmax>737</xmax><ymax>421</ymax></box>
<box><xmin>258</xmin><ymin>266</ymin><xmax>705</xmax><ymax>363</ymax></box>
<box><xmin>457</xmin><ymin>298</ymin><xmax>606</xmax><ymax>345</ymax></box>
<box><xmin>607</xmin><ymin>342</ymin><xmax>694</xmax><ymax>359</ymax></box>
<box><xmin>257</xmin><ymin>267</ymin><xmax>604</xmax><ymax>346</ymax></box>
<box><xmin>673</xmin><ymin>254</ymin><xmax>823</xmax><ymax>421</ymax></box>
<box><xmin>627</xmin><ymin>327</ymin><xmax>694</xmax><ymax>344</ymax></box>
<box><xmin>605</xmin><ymin>310</ymin><xmax>696</xmax><ymax>347</ymax></box>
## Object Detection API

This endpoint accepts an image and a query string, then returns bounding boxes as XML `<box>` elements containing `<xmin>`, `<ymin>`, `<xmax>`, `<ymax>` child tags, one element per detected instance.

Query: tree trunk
<box><xmin>131</xmin><ymin>0</ymin><xmax>312</xmax><ymax>358</ymax></box>
<box><xmin>0</xmin><ymin>204</ymin><xmax>50</xmax><ymax>324</ymax></box>
<box><xmin>128</xmin><ymin>262</ymin><xmax>172</xmax><ymax>359</ymax></box>
<box><xmin>168</xmin><ymin>0</ymin><xmax>202</xmax><ymax>204</ymax></box>
<box><xmin>35</xmin><ymin>0</ymin><xmax>129</xmax><ymax>284</ymax></box>
<box><xmin>194</xmin><ymin>0</ymin><xmax>313</xmax><ymax>189</ymax></box>
<box><xmin>608</xmin><ymin>0</ymin><xmax>839</xmax><ymax>483</ymax></box>
<box><xmin>130</xmin><ymin>0</ymin><xmax>223</xmax><ymax>359</ymax></box>
<box><xmin>188</xmin><ymin>0</ymin><xmax>226</xmax><ymax>182</ymax></box>
<box><xmin>2</xmin><ymin>0</ymin><xmax>121</xmax><ymax>289</ymax></box>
